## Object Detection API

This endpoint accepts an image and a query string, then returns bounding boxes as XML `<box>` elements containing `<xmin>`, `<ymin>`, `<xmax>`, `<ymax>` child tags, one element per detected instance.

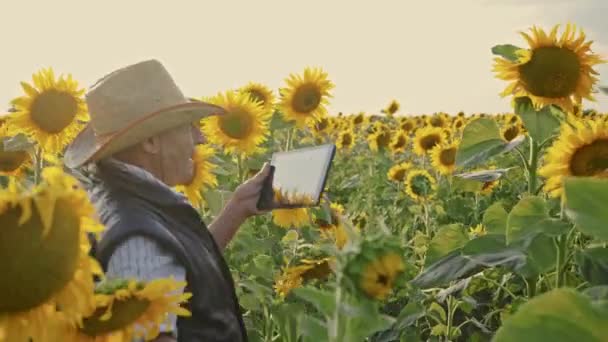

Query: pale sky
<box><xmin>1</xmin><ymin>0</ymin><xmax>606</xmax><ymax>116</ymax></box>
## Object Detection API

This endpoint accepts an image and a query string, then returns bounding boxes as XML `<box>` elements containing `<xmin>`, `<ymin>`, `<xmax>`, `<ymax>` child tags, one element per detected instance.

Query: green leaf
<box><xmin>425</xmin><ymin>224</ymin><xmax>469</xmax><ymax>267</ymax></box>
<box><xmin>292</xmin><ymin>287</ymin><xmax>336</xmax><ymax>317</ymax></box>
<box><xmin>514</xmin><ymin>234</ymin><xmax>557</xmax><ymax>278</ymax></box>
<box><xmin>462</xmin><ymin>235</ymin><xmax>507</xmax><ymax>255</ymax></box>
<box><xmin>2</xmin><ymin>133</ymin><xmax>34</xmax><ymax>151</ymax></box>
<box><xmin>494</xmin><ymin>288</ymin><xmax>608</xmax><ymax>342</ymax></box>
<box><xmin>506</xmin><ymin>196</ymin><xmax>569</xmax><ymax>244</ymax></box>
<box><xmin>270</xmin><ymin>110</ymin><xmax>295</xmax><ymax>131</ymax></box>
<box><xmin>455</xmin><ymin>118</ymin><xmax>524</xmax><ymax>168</ymax></box>
<box><xmin>428</xmin><ymin>302</ymin><xmax>447</xmax><ymax>322</ymax></box>
<box><xmin>576</xmin><ymin>247</ymin><xmax>608</xmax><ymax>286</ymax></box>
<box><xmin>239</xmin><ymin>293</ymin><xmax>260</xmax><ymax>311</ymax></box>
<box><xmin>272</xmin><ymin>303</ymin><xmax>305</xmax><ymax>342</ymax></box>
<box><xmin>299</xmin><ymin>316</ymin><xmax>328</xmax><ymax>342</ymax></box>
<box><xmin>491</xmin><ymin>44</ymin><xmax>522</xmax><ymax>62</ymax></box>
<box><xmin>372</xmin><ymin>301</ymin><xmax>425</xmax><ymax>342</ymax></box>
<box><xmin>483</xmin><ymin>202</ymin><xmax>508</xmax><ymax>235</ymax></box>
<box><xmin>564</xmin><ymin>177</ymin><xmax>608</xmax><ymax>242</ymax></box>
<box><xmin>514</xmin><ymin>97</ymin><xmax>561</xmax><ymax>143</ymax></box>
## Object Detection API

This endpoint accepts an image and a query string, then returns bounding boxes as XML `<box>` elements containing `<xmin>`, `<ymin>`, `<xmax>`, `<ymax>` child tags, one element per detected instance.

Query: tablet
<box><xmin>257</xmin><ymin>143</ymin><xmax>336</xmax><ymax>210</ymax></box>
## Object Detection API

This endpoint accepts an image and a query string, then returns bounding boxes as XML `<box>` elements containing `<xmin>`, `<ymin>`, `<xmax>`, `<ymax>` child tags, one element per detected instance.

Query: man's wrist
<box><xmin>223</xmin><ymin>198</ymin><xmax>249</xmax><ymax>222</ymax></box>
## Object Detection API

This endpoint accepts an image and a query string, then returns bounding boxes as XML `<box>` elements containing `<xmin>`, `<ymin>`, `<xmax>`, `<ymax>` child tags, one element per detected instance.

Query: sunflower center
<box><xmin>375</xmin><ymin>132</ymin><xmax>391</xmax><ymax>148</ymax></box>
<box><xmin>0</xmin><ymin>149</ymin><xmax>28</xmax><ymax>172</ymax></box>
<box><xmin>401</xmin><ymin>121</ymin><xmax>414</xmax><ymax>132</ymax></box>
<box><xmin>410</xmin><ymin>174</ymin><xmax>433</xmax><ymax>197</ymax></box>
<box><xmin>519</xmin><ymin>46</ymin><xmax>581</xmax><ymax>98</ymax></box>
<box><xmin>340</xmin><ymin>133</ymin><xmax>353</xmax><ymax>147</ymax></box>
<box><xmin>354</xmin><ymin>115</ymin><xmax>364</xmax><ymax>125</ymax></box>
<box><xmin>430</xmin><ymin>117</ymin><xmax>444</xmax><ymax>127</ymax></box>
<box><xmin>420</xmin><ymin>134</ymin><xmax>441</xmax><ymax>151</ymax></box>
<box><xmin>30</xmin><ymin>90</ymin><xmax>79</xmax><ymax>134</ymax></box>
<box><xmin>439</xmin><ymin>147</ymin><xmax>457</xmax><ymax>166</ymax></box>
<box><xmin>0</xmin><ymin>197</ymin><xmax>80</xmax><ymax>312</ymax></box>
<box><xmin>569</xmin><ymin>139</ymin><xmax>608</xmax><ymax>177</ymax></box>
<box><xmin>219</xmin><ymin>109</ymin><xmax>254</xmax><ymax>139</ymax></box>
<box><xmin>315</xmin><ymin>118</ymin><xmax>329</xmax><ymax>131</ymax></box>
<box><xmin>392</xmin><ymin>136</ymin><xmax>407</xmax><ymax>149</ymax></box>
<box><xmin>301</xmin><ymin>260</ymin><xmax>332</xmax><ymax>281</ymax></box>
<box><xmin>503</xmin><ymin>126</ymin><xmax>520</xmax><ymax>142</ymax></box>
<box><xmin>392</xmin><ymin>169</ymin><xmax>407</xmax><ymax>181</ymax></box>
<box><xmin>247</xmin><ymin>90</ymin><xmax>267</xmax><ymax>106</ymax></box>
<box><xmin>387</xmin><ymin>103</ymin><xmax>399</xmax><ymax>115</ymax></box>
<box><xmin>80</xmin><ymin>298</ymin><xmax>151</xmax><ymax>336</ymax></box>
<box><xmin>292</xmin><ymin>84</ymin><xmax>322</xmax><ymax>114</ymax></box>
<box><xmin>377</xmin><ymin>273</ymin><xmax>390</xmax><ymax>285</ymax></box>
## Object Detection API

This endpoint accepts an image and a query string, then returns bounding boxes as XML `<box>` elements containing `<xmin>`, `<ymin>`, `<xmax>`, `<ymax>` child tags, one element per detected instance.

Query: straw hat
<box><xmin>64</xmin><ymin>59</ymin><xmax>225</xmax><ymax>168</ymax></box>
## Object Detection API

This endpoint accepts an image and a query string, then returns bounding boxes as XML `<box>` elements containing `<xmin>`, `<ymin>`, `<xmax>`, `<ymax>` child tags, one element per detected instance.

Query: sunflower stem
<box><xmin>236</xmin><ymin>154</ymin><xmax>244</xmax><ymax>183</ymax></box>
<box><xmin>526</xmin><ymin>276</ymin><xmax>537</xmax><ymax>298</ymax></box>
<box><xmin>330</xmin><ymin>271</ymin><xmax>343</xmax><ymax>342</ymax></box>
<box><xmin>527</xmin><ymin>138</ymin><xmax>539</xmax><ymax>194</ymax></box>
<box><xmin>555</xmin><ymin>199</ymin><xmax>568</xmax><ymax>288</ymax></box>
<box><xmin>34</xmin><ymin>146</ymin><xmax>43</xmax><ymax>184</ymax></box>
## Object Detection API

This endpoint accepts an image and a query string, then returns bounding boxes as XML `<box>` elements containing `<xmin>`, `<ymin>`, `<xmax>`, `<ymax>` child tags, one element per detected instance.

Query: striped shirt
<box><xmin>102</xmin><ymin>159</ymin><xmax>188</xmax><ymax>340</ymax></box>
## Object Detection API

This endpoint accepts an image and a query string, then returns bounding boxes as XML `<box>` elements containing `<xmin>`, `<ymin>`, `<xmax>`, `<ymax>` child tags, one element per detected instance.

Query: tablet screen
<box><xmin>269</xmin><ymin>144</ymin><xmax>335</xmax><ymax>207</ymax></box>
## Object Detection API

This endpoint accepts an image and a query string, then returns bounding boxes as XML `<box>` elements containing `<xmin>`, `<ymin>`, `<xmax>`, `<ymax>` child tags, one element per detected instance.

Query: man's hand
<box><xmin>228</xmin><ymin>162</ymin><xmax>273</xmax><ymax>219</ymax></box>
<box><xmin>209</xmin><ymin>162</ymin><xmax>273</xmax><ymax>250</ymax></box>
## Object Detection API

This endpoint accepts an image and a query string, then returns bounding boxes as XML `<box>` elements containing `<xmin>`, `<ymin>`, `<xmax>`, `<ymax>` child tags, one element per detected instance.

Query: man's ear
<box><xmin>141</xmin><ymin>135</ymin><xmax>161</xmax><ymax>154</ymax></box>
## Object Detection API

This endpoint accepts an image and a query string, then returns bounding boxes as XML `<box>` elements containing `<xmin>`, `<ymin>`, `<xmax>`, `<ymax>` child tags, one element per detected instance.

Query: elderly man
<box><xmin>65</xmin><ymin>60</ymin><xmax>269</xmax><ymax>341</ymax></box>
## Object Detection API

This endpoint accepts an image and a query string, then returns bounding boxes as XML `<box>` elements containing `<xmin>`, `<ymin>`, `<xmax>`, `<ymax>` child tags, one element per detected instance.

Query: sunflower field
<box><xmin>1</xmin><ymin>23</ymin><xmax>608</xmax><ymax>342</ymax></box>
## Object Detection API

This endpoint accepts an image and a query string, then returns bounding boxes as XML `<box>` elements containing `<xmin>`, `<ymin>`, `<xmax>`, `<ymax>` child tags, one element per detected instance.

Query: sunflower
<box><xmin>314</xmin><ymin>202</ymin><xmax>351</xmax><ymax>249</ymax></box>
<box><xmin>452</xmin><ymin>117</ymin><xmax>466</xmax><ymax>131</ymax></box>
<box><xmin>427</xmin><ymin>114</ymin><xmax>448</xmax><ymax>128</ymax></box>
<box><xmin>311</xmin><ymin>116</ymin><xmax>332</xmax><ymax>136</ymax></box>
<box><xmin>344</xmin><ymin>237</ymin><xmax>405</xmax><ymax>301</ymax></box>
<box><xmin>0</xmin><ymin>167</ymin><xmax>103</xmax><ymax>340</ymax></box>
<box><xmin>202</xmin><ymin>90</ymin><xmax>271</xmax><ymax>156</ymax></box>
<box><xmin>404</xmin><ymin>169</ymin><xmax>437</xmax><ymax>202</ymax></box>
<box><xmin>539</xmin><ymin>118</ymin><xmax>608</xmax><ymax>197</ymax></box>
<box><xmin>493</xmin><ymin>24</ymin><xmax>606</xmax><ymax>113</ymax></box>
<box><xmin>412</xmin><ymin>126</ymin><xmax>446</xmax><ymax>156</ymax></box>
<box><xmin>389</xmin><ymin>131</ymin><xmax>409</xmax><ymax>154</ymax></box>
<box><xmin>399</xmin><ymin>117</ymin><xmax>416</xmax><ymax>133</ymax></box>
<box><xmin>279</xmin><ymin>67</ymin><xmax>334</xmax><ymax>127</ymax></box>
<box><xmin>480</xmin><ymin>179</ymin><xmax>500</xmax><ymax>195</ymax></box>
<box><xmin>468</xmin><ymin>224</ymin><xmax>487</xmax><ymax>239</ymax></box>
<box><xmin>6</xmin><ymin>68</ymin><xmax>88</xmax><ymax>154</ymax></box>
<box><xmin>387</xmin><ymin>162</ymin><xmax>412</xmax><ymax>182</ymax></box>
<box><xmin>61</xmin><ymin>278</ymin><xmax>191</xmax><ymax>341</ymax></box>
<box><xmin>382</xmin><ymin>100</ymin><xmax>400</xmax><ymax>116</ymax></box>
<box><xmin>272</xmin><ymin>207</ymin><xmax>310</xmax><ymax>228</ymax></box>
<box><xmin>501</xmin><ymin>123</ymin><xmax>524</xmax><ymax>142</ymax></box>
<box><xmin>351</xmin><ymin>112</ymin><xmax>369</xmax><ymax>128</ymax></box>
<box><xmin>239</xmin><ymin>82</ymin><xmax>276</xmax><ymax>114</ymax></box>
<box><xmin>274</xmin><ymin>258</ymin><xmax>333</xmax><ymax>299</ymax></box>
<box><xmin>336</xmin><ymin>129</ymin><xmax>355</xmax><ymax>151</ymax></box>
<box><xmin>367</xmin><ymin>130</ymin><xmax>392</xmax><ymax>152</ymax></box>
<box><xmin>430</xmin><ymin>141</ymin><xmax>459</xmax><ymax>175</ymax></box>
<box><xmin>174</xmin><ymin>144</ymin><xmax>218</xmax><ymax>208</ymax></box>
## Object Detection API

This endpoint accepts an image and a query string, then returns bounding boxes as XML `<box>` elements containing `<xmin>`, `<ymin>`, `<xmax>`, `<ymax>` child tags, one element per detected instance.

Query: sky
<box><xmin>0</xmin><ymin>0</ymin><xmax>606</xmax><ymax>116</ymax></box>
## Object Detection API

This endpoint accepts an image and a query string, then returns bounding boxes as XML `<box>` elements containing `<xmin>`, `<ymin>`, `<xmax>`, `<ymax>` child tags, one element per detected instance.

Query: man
<box><xmin>65</xmin><ymin>59</ymin><xmax>270</xmax><ymax>341</ymax></box>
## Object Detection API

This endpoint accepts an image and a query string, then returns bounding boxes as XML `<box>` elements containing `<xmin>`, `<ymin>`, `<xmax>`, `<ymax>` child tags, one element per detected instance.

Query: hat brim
<box><xmin>64</xmin><ymin>101</ymin><xmax>225</xmax><ymax>168</ymax></box>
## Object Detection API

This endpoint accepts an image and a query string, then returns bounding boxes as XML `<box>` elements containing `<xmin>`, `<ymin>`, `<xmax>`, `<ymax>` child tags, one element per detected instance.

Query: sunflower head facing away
<box><xmin>430</xmin><ymin>141</ymin><xmax>459</xmax><ymax>175</ymax></box>
<box><xmin>0</xmin><ymin>133</ymin><xmax>32</xmax><ymax>177</ymax></box>
<box><xmin>382</xmin><ymin>100</ymin><xmax>400</xmax><ymax>116</ymax></box>
<box><xmin>413</xmin><ymin>126</ymin><xmax>446</xmax><ymax>156</ymax></box>
<box><xmin>344</xmin><ymin>237</ymin><xmax>406</xmax><ymax>301</ymax></box>
<box><xmin>239</xmin><ymin>82</ymin><xmax>276</xmax><ymax>114</ymax></box>
<box><xmin>279</xmin><ymin>67</ymin><xmax>335</xmax><ymax>127</ymax></box>
<box><xmin>539</xmin><ymin>118</ymin><xmax>608</xmax><ymax>197</ymax></box>
<box><xmin>202</xmin><ymin>90</ymin><xmax>271</xmax><ymax>156</ymax></box>
<box><xmin>6</xmin><ymin>68</ymin><xmax>88</xmax><ymax>153</ymax></box>
<box><xmin>70</xmin><ymin>278</ymin><xmax>191</xmax><ymax>341</ymax></box>
<box><xmin>274</xmin><ymin>258</ymin><xmax>333</xmax><ymax>299</ymax></box>
<box><xmin>493</xmin><ymin>24</ymin><xmax>606</xmax><ymax>113</ymax></box>
<box><xmin>405</xmin><ymin>169</ymin><xmax>437</xmax><ymax>202</ymax></box>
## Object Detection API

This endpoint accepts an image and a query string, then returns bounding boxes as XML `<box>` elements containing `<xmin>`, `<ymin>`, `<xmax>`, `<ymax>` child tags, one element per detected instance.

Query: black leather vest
<box><xmin>80</xmin><ymin>160</ymin><xmax>248</xmax><ymax>342</ymax></box>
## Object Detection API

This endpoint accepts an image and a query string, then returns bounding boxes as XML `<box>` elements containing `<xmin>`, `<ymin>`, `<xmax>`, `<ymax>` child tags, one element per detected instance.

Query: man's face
<box><xmin>158</xmin><ymin>122</ymin><xmax>205</xmax><ymax>186</ymax></box>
